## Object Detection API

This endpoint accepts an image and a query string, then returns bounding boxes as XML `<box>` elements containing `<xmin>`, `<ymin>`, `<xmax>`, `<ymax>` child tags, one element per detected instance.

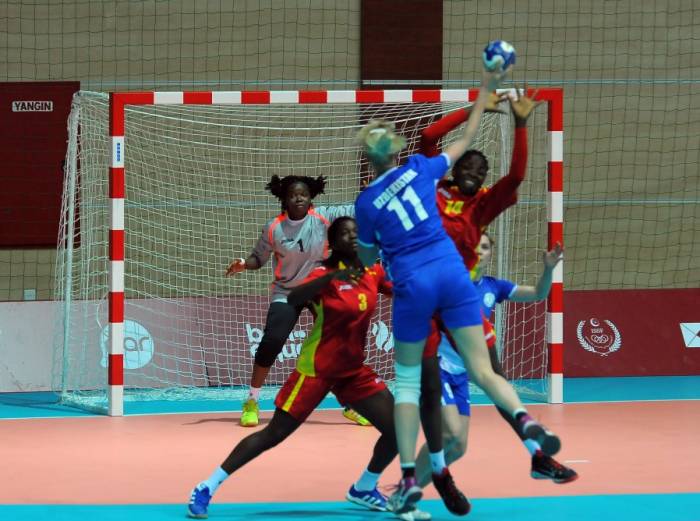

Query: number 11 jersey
<box><xmin>355</xmin><ymin>153</ymin><xmax>462</xmax><ymax>279</ymax></box>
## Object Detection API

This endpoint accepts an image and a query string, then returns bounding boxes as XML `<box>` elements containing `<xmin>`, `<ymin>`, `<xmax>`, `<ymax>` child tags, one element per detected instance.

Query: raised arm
<box><xmin>419</xmin><ymin>92</ymin><xmax>507</xmax><ymax>157</ymax></box>
<box><xmin>443</xmin><ymin>71</ymin><xmax>506</xmax><ymax>165</ymax></box>
<box><xmin>509</xmin><ymin>242</ymin><xmax>563</xmax><ymax>302</ymax></box>
<box><xmin>475</xmin><ymin>86</ymin><xmax>542</xmax><ymax>227</ymax></box>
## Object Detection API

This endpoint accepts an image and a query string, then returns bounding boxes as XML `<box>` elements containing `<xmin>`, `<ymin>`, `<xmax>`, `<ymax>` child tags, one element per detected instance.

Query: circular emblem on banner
<box><xmin>100</xmin><ymin>320</ymin><xmax>155</xmax><ymax>369</ymax></box>
<box><xmin>576</xmin><ymin>318</ymin><xmax>622</xmax><ymax>357</ymax></box>
<box><xmin>371</xmin><ymin>320</ymin><xmax>394</xmax><ymax>352</ymax></box>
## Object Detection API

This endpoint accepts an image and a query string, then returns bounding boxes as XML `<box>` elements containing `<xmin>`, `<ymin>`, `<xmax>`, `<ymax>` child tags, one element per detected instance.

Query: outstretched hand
<box><xmin>225</xmin><ymin>258</ymin><xmax>246</xmax><ymax>277</ymax></box>
<box><xmin>485</xmin><ymin>91</ymin><xmax>509</xmax><ymax>114</ymax></box>
<box><xmin>509</xmin><ymin>83</ymin><xmax>543</xmax><ymax>122</ymax></box>
<box><xmin>542</xmin><ymin>242</ymin><xmax>564</xmax><ymax>270</ymax></box>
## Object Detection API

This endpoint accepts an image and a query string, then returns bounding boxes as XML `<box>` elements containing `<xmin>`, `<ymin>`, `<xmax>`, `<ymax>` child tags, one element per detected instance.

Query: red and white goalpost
<box><xmin>57</xmin><ymin>88</ymin><xmax>563</xmax><ymax>415</ymax></box>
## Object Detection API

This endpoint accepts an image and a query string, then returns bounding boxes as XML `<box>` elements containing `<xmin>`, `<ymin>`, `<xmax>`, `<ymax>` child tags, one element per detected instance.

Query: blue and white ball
<box><xmin>482</xmin><ymin>40</ymin><xmax>516</xmax><ymax>72</ymax></box>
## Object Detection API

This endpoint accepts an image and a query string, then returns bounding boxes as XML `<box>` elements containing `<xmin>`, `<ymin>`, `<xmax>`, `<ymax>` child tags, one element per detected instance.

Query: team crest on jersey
<box><xmin>483</xmin><ymin>292</ymin><xmax>496</xmax><ymax>308</ymax></box>
<box><xmin>438</xmin><ymin>187</ymin><xmax>452</xmax><ymax>198</ymax></box>
<box><xmin>338</xmin><ymin>284</ymin><xmax>353</xmax><ymax>291</ymax></box>
<box><xmin>576</xmin><ymin>318</ymin><xmax>622</xmax><ymax>356</ymax></box>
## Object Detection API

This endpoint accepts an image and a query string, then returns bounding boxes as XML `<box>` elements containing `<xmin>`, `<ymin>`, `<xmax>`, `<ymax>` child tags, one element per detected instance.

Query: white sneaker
<box><xmin>395</xmin><ymin>506</ymin><xmax>432</xmax><ymax>521</ymax></box>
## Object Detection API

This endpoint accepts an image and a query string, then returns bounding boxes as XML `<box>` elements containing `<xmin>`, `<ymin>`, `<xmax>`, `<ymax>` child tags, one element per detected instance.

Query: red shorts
<box><xmin>274</xmin><ymin>365</ymin><xmax>387</xmax><ymax>422</ymax></box>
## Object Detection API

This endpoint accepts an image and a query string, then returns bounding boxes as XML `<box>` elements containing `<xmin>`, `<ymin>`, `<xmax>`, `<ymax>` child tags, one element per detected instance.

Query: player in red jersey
<box><xmin>187</xmin><ymin>217</ymin><xmax>403</xmax><ymax>518</ymax></box>
<box><xmin>420</xmin><ymin>86</ymin><xmax>537</xmax><ymax>276</ymax></box>
<box><xmin>419</xmin><ymin>91</ymin><xmax>577</xmax><ymax>486</ymax></box>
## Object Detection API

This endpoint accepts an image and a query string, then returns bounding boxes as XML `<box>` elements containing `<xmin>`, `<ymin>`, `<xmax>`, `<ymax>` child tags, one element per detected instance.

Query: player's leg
<box><xmin>189</xmin><ymin>371</ymin><xmax>327</xmax><ymax>518</ymax></box>
<box><xmin>389</xmin><ymin>268</ymin><xmax>444</xmax><ymax>513</ymax></box>
<box><xmin>418</xmin><ymin>351</ymin><xmax>469</xmax><ymax>515</ymax></box>
<box><xmin>391</xmin><ymin>336</ymin><xmax>426</xmax><ymax>513</ymax></box>
<box><xmin>448</xmin><ymin>324</ymin><xmax>560</xmax><ymax>455</ymax></box>
<box><xmin>188</xmin><ymin>407</ymin><xmax>302</xmax><ymax>518</ymax></box>
<box><xmin>344</xmin><ymin>387</ymin><xmax>397</xmax><ymax>511</ymax></box>
<box><xmin>241</xmin><ymin>301</ymin><xmax>303</xmax><ymax>427</ymax></box>
<box><xmin>487</xmin><ymin>348</ymin><xmax>578</xmax><ymax>483</ymax></box>
<box><xmin>416</xmin><ymin>403</ymin><xmax>469</xmax><ymax>486</ymax></box>
<box><xmin>438</xmin><ymin>264</ymin><xmax>561</xmax><ymax>456</ymax></box>
<box><xmin>419</xmin><ymin>351</ymin><xmax>445</xmax><ymax>472</ymax></box>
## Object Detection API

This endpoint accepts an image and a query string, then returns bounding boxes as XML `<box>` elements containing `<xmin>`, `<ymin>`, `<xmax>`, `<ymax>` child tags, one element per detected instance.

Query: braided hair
<box><xmin>265</xmin><ymin>175</ymin><xmax>327</xmax><ymax>212</ymax></box>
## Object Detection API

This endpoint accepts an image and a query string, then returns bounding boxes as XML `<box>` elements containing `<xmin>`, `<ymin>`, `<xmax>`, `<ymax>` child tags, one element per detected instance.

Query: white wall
<box><xmin>0</xmin><ymin>301</ymin><xmax>57</xmax><ymax>392</ymax></box>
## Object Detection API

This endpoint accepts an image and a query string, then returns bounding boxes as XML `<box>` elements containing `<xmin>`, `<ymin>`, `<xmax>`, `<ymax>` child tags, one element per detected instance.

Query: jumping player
<box><xmin>418</xmin><ymin>86</ymin><xmax>576</xmax><ymax>482</ymax></box>
<box><xmin>354</xmin><ymin>69</ymin><xmax>561</xmax><ymax>515</ymax></box>
<box><xmin>414</xmin><ymin>233</ymin><xmax>577</xmax><ymax>488</ymax></box>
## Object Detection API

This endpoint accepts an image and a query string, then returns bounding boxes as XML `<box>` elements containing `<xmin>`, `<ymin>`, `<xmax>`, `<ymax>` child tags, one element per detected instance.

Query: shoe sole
<box><xmin>345</xmin><ymin>492</ymin><xmax>387</xmax><ymax>511</ymax></box>
<box><xmin>524</xmin><ymin>424</ymin><xmax>561</xmax><ymax>456</ymax></box>
<box><xmin>531</xmin><ymin>471</ymin><xmax>579</xmax><ymax>484</ymax></box>
<box><xmin>393</xmin><ymin>488</ymin><xmax>423</xmax><ymax>514</ymax></box>
<box><xmin>187</xmin><ymin>509</ymin><xmax>208</xmax><ymax>519</ymax></box>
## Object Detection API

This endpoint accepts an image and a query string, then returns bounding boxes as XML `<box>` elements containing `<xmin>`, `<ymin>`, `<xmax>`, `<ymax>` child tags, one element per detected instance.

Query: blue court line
<box><xmin>2</xmin><ymin>494</ymin><xmax>700</xmax><ymax>521</ymax></box>
<box><xmin>2</xmin><ymin>376</ymin><xmax>699</xmax><ymax>419</ymax></box>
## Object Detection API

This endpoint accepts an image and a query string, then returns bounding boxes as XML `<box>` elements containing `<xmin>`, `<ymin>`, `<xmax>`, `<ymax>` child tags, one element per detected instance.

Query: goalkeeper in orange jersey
<box><xmin>226</xmin><ymin>174</ymin><xmax>369</xmax><ymax>428</ymax></box>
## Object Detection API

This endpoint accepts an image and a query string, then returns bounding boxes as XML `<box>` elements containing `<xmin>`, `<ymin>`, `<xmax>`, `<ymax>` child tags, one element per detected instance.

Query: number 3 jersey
<box><xmin>354</xmin><ymin>153</ymin><xmax>462</xmax><ymax>279</ymax></box>
<box><xmin>250</xmin><ymin>205</ymin><xmax>354</xmax><ymax>302</ymax></box>
<box><xmin>296</xmin><ymin>263</ymin><xmax>392</xmax><ymax>378</ymax></box>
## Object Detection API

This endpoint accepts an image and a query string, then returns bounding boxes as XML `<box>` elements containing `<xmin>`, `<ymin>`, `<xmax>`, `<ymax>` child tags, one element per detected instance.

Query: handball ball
<box><xmin>482</xmin><ymin>40</ymin><xmax>516</xmax><ymax>72</ymax></box>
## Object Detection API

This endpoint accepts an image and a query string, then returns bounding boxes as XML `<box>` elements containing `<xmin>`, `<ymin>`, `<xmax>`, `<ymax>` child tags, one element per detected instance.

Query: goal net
<box><xmin>54</xmin><ymin>89</ymin><xmax>556</xmax><ymax>414</ymax></box>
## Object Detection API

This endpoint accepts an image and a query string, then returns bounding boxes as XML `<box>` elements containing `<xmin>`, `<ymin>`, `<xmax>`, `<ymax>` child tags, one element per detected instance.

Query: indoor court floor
<box><xmin>2</xmin><ymin>376</ymin><xmax>699</xmax><ymax>521</ymax></box>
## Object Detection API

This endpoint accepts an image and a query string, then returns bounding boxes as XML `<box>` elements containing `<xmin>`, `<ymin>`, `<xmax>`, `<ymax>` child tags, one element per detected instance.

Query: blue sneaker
<box><xmin>346</xmin><ymin>484</ymin><xmax>388</xmax><ymax>511</ymax></box>
<box><xmin>187</xmin><ymin>484</ymin><xmax>212</xmax><ymax>519</ymax></box>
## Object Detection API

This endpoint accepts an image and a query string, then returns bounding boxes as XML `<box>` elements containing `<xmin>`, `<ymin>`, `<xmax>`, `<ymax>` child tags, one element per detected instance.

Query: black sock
<box><xmin>514</xmin><ymin>409</ymin><xmax>528</xmax><ymax>422</ymax></box>
<box><xmin>401</xmin><ymin>464</ymin><xmax>416</xmax><ymax>479</ymax></box>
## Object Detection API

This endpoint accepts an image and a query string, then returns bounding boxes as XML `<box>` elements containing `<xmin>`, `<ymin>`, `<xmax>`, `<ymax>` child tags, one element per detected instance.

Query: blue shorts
<box><xmin>440</xmin><ymin>367</ymin><xmax>471</xmax><ymax>417</ymax></box>
<box><xmin>391</xmin><ymin>255</ymin><xmax>482</xmax><ymax>342</ymax></box>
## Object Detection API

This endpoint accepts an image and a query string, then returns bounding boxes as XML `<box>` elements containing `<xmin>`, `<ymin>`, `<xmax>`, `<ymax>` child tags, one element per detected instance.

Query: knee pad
<box><xmin>394</xmin><ymin>363</ymin><xmax>422</xmax><ymax>405</ymax></box>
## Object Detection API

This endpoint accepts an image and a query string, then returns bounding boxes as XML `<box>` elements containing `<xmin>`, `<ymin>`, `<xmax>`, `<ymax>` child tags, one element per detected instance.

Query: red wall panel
<box><xmin>0</xmin><ymin>82</ymin><xmax>80</xmax><ymax>247</ymax></box>
<box><xmin>564</xmin><ymin>288</ymin><xmax>700</xmax><ymax>376</ymax></box>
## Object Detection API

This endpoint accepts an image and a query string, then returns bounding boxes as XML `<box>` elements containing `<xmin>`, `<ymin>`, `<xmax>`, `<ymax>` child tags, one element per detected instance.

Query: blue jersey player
<box><xmin>354</xmin><ymin>70</ymin><xmax>562</xmax><ymax>515</ymax></box>
<box><xmin>412</xmin><ymin>232</ymin><xmax>577</xmax><ymax>491</ymax></box>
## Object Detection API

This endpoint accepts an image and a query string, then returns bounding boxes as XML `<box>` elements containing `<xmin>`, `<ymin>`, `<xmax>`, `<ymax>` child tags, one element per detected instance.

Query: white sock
<box><xmin>513</xmin><ymin>407</ymin><xmax>528</xmax><ymax>420</ymax></box>
<box><xmin>248</xmin><ymin>386</ymin><xmax>261</xmax><ymax>401</ymax></box>
<box><xmin>354</xmin><ymin>468</ymin><xmax>381</xmax><ymax>491</ymax></box>
<box><xmin>430</xmin><ymin>450</ymin><xmax>447</xmax><ymax>473</ymax></box>
<box><xmin>201</xmin><ymin>466</ymin><xmax>229</xmax><ymax>495</ymax></box>
<box><xmin>524</xmin><ymin>439</ymin><xmax>541</xmax><ymax>456</ymax></box>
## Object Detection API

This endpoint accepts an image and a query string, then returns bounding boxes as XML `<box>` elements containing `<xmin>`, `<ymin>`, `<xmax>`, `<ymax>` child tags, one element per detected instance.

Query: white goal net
<box><xmin>53</xmin><ymin>90</ymin><xmax>551</xmax><ymax>413</ymax></box>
